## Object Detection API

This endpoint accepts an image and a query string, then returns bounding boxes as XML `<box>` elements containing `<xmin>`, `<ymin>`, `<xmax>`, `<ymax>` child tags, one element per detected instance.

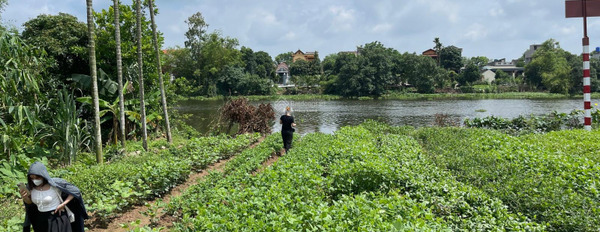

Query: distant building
<box><xmin>481</xmin><ymin>58</ymin><xmax>524</xmax><ymax>84</ymax></box>
<box><xmin>339</xmin><ymin>47</ymin><xmax>361</xmax><ymax>56</ymax></box>
<box><xmin>422</xmin><ymin>49</ymin><xmax>438</xmax><ymax>60</ymax></box>
<box><xmin>276</xmin><ymin>62</ymin><xmax>291</xmax><ymax>85</ymax></box>
<box><xmin>292</xmin><ymin>50</ymin><xmax>317</xmax><ymax>62</ymax></box>
<box><xmin>592</xmin><ymin>47</ymin><xmax>600</xmax><ymax>60</ymax></box>
<box><xmin>339</xmin><ymin>50</ymin><xmax>360</xmax><ymax>56</ymax></box>
<box><xmin>524</xmin><ymin>44</ymin><xmax>542</xmax><ymax>64</ymax></box>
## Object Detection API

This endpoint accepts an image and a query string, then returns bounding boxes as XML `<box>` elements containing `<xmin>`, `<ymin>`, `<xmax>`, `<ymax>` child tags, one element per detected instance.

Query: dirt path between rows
<box><xmin>87</xmin><ymin>137</ymin><xmax>267</xmax><ymax>232</ymax></box>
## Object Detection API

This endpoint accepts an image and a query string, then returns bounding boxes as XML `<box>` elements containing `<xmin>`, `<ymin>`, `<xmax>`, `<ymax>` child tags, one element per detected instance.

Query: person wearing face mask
<box><xmin>19</xmin><ymin>161</ymin><xmax>88</xmax><ymax>232</ymax></box>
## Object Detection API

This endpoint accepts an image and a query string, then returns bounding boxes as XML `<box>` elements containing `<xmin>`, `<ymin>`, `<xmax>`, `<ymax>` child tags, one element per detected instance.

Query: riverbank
<box><xmin>182</xmin><ymin>92</ymin><xmax>599</xmax><ymax>102</ymax></box>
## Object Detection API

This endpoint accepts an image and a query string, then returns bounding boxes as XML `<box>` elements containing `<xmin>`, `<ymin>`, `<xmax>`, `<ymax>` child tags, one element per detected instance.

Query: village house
<box><xmin>276</xmin><ymin>62</ymin><xmax>291</xmax><ymax>86</ymax></box>
<box><xmin>422</xmin><ymin>49</ymin><xmax>438</xmax><ymax>60</ymax></box>
<box><xmin>481</xmin><ymin>58</ymin><xmax>524</xmax><ymax>84</ymax></box>
<box><xmin>292</xmin><ymin>50</ymin><xmax>317</xmax><ymax>62</ymax></box>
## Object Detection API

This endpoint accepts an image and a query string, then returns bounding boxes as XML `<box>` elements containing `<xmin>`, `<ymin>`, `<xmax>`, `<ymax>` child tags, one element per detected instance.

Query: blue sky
<box><xmin>1</xmin><ymin>0</ymin><xmax>598</xmax><ymax>60</ymax></box>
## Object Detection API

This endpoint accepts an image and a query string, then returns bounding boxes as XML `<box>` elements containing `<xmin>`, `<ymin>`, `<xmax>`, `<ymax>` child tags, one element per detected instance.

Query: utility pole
<box><xmin>566</xmin><ymin>0</ymin><xmax>600</xmax><ymax>130</ymax></box>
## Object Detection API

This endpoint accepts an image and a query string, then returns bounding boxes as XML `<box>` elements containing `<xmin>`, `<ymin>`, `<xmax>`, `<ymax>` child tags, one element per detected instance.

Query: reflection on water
<box><xmin>175</xmin><ymin>98</ymin><xmax>588</xmax><ymax>135</ymax></box>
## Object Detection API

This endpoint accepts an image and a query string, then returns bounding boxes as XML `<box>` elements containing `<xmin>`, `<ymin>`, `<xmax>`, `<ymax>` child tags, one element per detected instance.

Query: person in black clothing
<box><xmin>20</xmin><ymin>161</ymin><xmax>89</xmax><ymax>232</ymax></box>
<box><xmin>280</xmin><ymin>106</ymin><xmax>296</xmax><ymax>152</ymax></box>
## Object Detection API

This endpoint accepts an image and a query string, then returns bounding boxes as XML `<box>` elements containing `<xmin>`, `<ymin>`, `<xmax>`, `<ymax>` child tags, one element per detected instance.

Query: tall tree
<box><xmin>197</xmin><ymin>31</ymin><xmax>241</xmax><ymax>96</ymax></box>
<box><xmin>440</xmin><ymin>45</ymin><xmax>463</xmax><ymax>73</ymax></box>
<box><xmin>433</xmin><ymin>37</ymin><xmax>443</xmax><ymax>65</ymax></box>
<box><xmin>21</xmin><ymin>13</ymin><xmax>89</xmax><ymax>82</ymax></box>
<box><xmin>148</xmin><ymin>0</ymin><xmax>172</xmax><ymax>143</ymax></box>
<box><xmin>459</xmin><ymin>62</ymin><xmax>481</xmax><ymax>85</ymax></box>
<box><xmin>94</xmin><ymin>3</ymin><xmax>161</xmax><ymax>83</ymax></box>
<box><xmin>185</xmin><ymin>12</ymin><xmax>209</xmax><ymax>61</ymax></box>
<box><xmin>87</xmin><ymin>0</ymin><xmax>103</xmax><ymax>163</ymax></box>
<box><xmin>113</xmin><ymin>0</ymin><xmax>126</xmax><ymax>147</ymax></box>
<box><xmin>135</xmin><ymin>0</ymin><xmax>148</xmax><ymax>150</ymax></box>
<box><xmin>275</xmin><ymin>52</ymin><xmax>293</xmax><ymax>64</ymax></box>
<box><xmin>525</xmin><ymin>39</ymin><xmax>573</xmax><ymax>93</ymax></box>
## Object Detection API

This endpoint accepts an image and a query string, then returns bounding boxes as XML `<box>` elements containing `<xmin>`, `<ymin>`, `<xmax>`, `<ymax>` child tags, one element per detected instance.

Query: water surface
<box><xmin>175</xmin><ymin>98</ymin><xmax>588</xmax><ymax>135</ymax></box>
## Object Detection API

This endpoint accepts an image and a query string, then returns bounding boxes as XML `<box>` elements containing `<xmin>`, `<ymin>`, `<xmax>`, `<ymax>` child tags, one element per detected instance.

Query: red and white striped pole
<box><xmin>583</xmin><ymin>37</ymin><xmax>592</xmax><ymax>130</ymax></box>
<box><xmin>583</xmin><ymin>0</ymin><xmax>592</xmax><ymax>130</ymax></box>
<box><xmin>566</xmin><ymin>0</ymin><xmax>600</xmax><ymax>130</ymax></box>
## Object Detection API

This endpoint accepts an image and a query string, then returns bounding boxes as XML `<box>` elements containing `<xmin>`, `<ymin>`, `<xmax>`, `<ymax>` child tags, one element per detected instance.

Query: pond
<box><xmin>175</xmin><ymin>98</ymin><xmax>589</xmax><ymax>135</ymax></box>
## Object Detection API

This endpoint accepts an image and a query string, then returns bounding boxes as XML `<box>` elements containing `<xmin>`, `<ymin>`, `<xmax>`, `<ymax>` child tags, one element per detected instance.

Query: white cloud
<box><xmin>1</xmin><ymin>0</ymin><xmax>595</xmax><ymax>60</ymax></box>
<box><xmin>489</xmin><ymin>8</ymin><xmax>504</xmax><ymax>17</ymax></box>
<box><xmin>418</xmin><ymin>0</ymin><xmax>459</xmax><ymax>23</ymax></box>
<box><xmin>283</xmin><ymin>31</ymin><xmax>296</xmax><ymax>41</ymax></box>
<box><xmin>327</xmin><ymin>5</ymin><xmax>356</xmax><ymax>33</ymax></box>
<box><xmin>250</xmin><ymin>9</ymin><xmax>278</xmax><ymax>26</ymax></box>
<box><xmin>372</xmin><ymin>23</ymin><xmax>392</xmax><ymax>33</ymax></box>
<box><xmin>464</xmin><ymin>23</ymin><xmax>488</xmax><ymax>41</ymax></box>
<box><xmin>556</xmin><ymin>25</ymin><xmax>576</xmax><ymax>35</ymax></box>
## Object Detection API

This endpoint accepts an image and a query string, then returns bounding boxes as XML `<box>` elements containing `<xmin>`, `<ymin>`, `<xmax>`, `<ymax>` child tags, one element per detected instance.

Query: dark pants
<box><xmin>282</xmin><ymin>130</ymin><xmax>294</xmax><ymax>152</ymax></box>
<box><xmin>31</xmin><ymin>211</ymin><xmax>72</xmax><ymax>232</ymax></box>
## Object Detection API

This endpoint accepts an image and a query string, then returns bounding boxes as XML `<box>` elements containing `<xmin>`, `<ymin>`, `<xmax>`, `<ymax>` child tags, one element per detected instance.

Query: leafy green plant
<box><xmin>51</xmin><ymin>90</ymin><xmax>91</xmax><ymax>164</ymax></box>
<box><xmin>414</xmin><ymin>127</ymin><xmax>600</xmax><ymax>231</ymax></box>
<box><xmin>165</xmin><ymin>125</ymin><xmax>541</xmax><ymax>231</ymax></box>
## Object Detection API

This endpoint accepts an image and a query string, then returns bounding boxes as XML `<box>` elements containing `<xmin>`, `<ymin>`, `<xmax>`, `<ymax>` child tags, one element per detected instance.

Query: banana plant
<box><xmin>77</xmin><ymin>81</ymin><xmax>135</xmax><ymax>145</ymax></box>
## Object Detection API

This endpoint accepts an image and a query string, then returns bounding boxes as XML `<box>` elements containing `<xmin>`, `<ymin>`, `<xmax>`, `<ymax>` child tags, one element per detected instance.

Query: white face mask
<box><xmin>32</xmin><ymin>179</ymin><xmax>44</xmax><ymax>186</ymax></box>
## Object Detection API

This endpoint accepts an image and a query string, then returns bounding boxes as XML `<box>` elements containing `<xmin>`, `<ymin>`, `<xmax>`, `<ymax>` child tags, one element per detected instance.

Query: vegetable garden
<box><xmin>2</xmin><ymin>122</ymin><xmax>599</xmax><ymax>231</ymax></box>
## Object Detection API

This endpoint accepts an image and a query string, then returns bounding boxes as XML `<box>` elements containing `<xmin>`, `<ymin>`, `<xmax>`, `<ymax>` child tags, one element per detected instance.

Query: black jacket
<box><xmin>23</xmin><ymin>161</ymin><xmax>88</xmax><ymax>232</ymax></box>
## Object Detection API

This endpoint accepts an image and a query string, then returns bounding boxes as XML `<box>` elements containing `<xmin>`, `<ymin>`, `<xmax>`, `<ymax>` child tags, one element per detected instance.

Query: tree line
<box><xmin>1</xmin><ymin>0</ymin><xmax>172</xmax><ymax>164</ymax></box>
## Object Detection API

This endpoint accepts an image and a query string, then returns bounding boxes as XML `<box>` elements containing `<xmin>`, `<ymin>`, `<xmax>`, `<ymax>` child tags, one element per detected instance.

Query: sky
<box><xmin>1</xmin><ymin>0</ymin><xmax>599</xmax><ymax>61</ymax></box>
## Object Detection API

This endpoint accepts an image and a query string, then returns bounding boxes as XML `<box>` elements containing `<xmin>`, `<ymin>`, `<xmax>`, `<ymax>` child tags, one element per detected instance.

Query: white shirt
<box><xmin>31</xmin><ymin>186</ymin><xmax>61</xmax><ymax>212</ymax></box>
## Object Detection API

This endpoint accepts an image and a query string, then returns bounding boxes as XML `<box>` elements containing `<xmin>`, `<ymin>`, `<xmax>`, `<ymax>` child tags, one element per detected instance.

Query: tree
<box><xmin>241</xmin><ymin>47</ymin><xmax>274</xmax><ymax>79</ymax></box>
<box><xmin>433</xmin><ymin>37</ymin><xmax>443</xmax><ymax>65</ymax></box>
<box><xmin>332</xmin><ymin>41</ymin><xmax>396</xmax><ymax>97</ymax></box>
<box><xmin>185</xmin><ymin>12</ymin><xmax>209</xmax><ymax>61</ymax></box>
<box><xmin>0</xmin><ymin>0</ymin><xmax>7</xmax><ymax>23</ymax></box>
<box><xmin>525</xmin><ymin>39</ymin><xmax>573</xmax><ymax>93</ymax></box>
<box><xmin>469</xmin><ymin>56</ymin><xmax>489</xmax><ymax>69</ymax></box>
<box><xmin>289</xmin><ymin>59</ymin><xmax>310</xmax><ymax>77</ymax></box>
<box><xmin>94</xmin><ymin>2</ymin><xmax>162</xmax><ymax>87</ymax></box>
<box><xmin>87</xmin><ymin>0</ymin><xmax>103</xmax><ymax>163</ymax></box>
<box><xmin>459</xmin><ymin>62</ymin><xmax>481</xmax><ymax>85</ymax></box>
<box><xmin>275</xmin><ymin>52</ymin><xmax>293</xmax><ymax>64</ymax></box>
<box><xmin>217</xmin><ymin>66</ymin><xmax>273</xmax><ymax>95</ymax></box>
<box><xmin>113</xmin><ymin>0</ymin><xmax>126</xmax><ymax>148</ymax></box>
<box><xmin>135</xmin><ymin>0</ymin><xmax>148</xmax><ymax>151</ymax></box>
<box><xmin>254</xmin><ymin>51</ymin><xmax>275</xmax><ymax>80</ymax></box>
<box><xmin>148</xmin><ymin>0</ymin><xmax>172</xmax><ymax>143</ymax></box>
<box><xmin>414</xmin><ymin>56</ymin><xmax>444</xmax><ymax>93</ymax></box>
<box><xmin>21</xmin><ymin>13</ymin><xmax>89</xmax><ymax>82</ymax></box>
<box><xmin>335</xmin><ymin>53</ymin><xmax>362</xmax><ymax>97</ymax></box>
<box><xmin>494</xmin><ymin>69</ymin><xmax>512</xmax><ymax>84</ymax></box>
<box><xmin>162</xmin><ymin>47</ymin><xmax>195</xmax><ymax>81</ymax></box>
<box><xmin>197</xmin><ymin>32</ymin><xmax>242</xmax><ymax>96</ymax></box>
<box><xmin>322</xmin><ymin>54</ymin><xmax>338</xmax><ymax>76</ymax></box>
<box><xmin>440</xmin><ymin>45</ymin><xmax>463</xmax><ymax>72</ymax></box>
<box><xmin>357</xmin><ymin>41</ymin><xmax>395</xmax><ymax>97</ymax></box>
<box><xmin>241</xmin><ymin>46</ymin><xmax>257</xmax><ymax>75</ymax></box>
<box><xmin>397</xmin><ymin>53</ymin><xmax>444</xmax><ymax>93</ymax></box>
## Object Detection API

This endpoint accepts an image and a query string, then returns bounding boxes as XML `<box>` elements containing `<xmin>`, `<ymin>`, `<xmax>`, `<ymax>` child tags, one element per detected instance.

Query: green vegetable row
<box><xmin>165</xmin><ymin>125</ymin><xmax>542</xmax><ymax>231</ymax></box>
<box><xmin>0</xmin><ymin>133</ymin><xmax>260</xmax><ymax>230</ymax></box>
<box><xmin>414</xmin><ymin>127</ymin><xmax>600</xmax><ymax>231</ymax></box>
